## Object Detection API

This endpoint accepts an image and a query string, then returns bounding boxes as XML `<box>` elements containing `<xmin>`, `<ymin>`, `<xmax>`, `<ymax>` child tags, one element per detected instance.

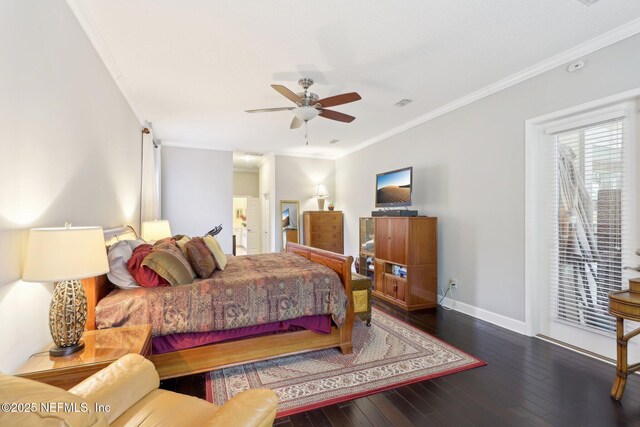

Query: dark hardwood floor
<box><xmin>160</xmin><ymin>300</ymin><xmax>640</xmax><ymax>426</ymax></box>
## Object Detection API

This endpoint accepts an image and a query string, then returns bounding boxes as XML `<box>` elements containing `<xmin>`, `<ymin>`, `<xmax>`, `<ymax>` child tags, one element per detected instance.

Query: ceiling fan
<box><xmin>245</xmin><ymin>78</ymin><xmax>361</xmax><ymax>129</ymax></box>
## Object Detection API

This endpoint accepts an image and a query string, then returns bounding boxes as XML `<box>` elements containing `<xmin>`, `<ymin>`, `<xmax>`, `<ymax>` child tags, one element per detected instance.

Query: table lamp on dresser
<box><xmin>314</xmin><ymin>184</ymin><xmax>329</xmax><ymax>210</ymax></box>
<box><xmin>22</xmin><ymin>224</ymin><xmax>109</xmax><ymax>356</ymax></box>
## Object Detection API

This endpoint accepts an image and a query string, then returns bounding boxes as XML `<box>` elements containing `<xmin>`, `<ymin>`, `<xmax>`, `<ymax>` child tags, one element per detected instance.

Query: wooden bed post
<box><xmin>339</xmin><ymin>258</ymin><xmax>354</xmax><ymax>354</ymax></box>
<box><xmin>286</xmin><ymin>242</ymin><xmax>354</xmax><ymax>354</ymax></box>
<box><xmin>81</xmin><ymin>275</ymin><xmax>111</xmax><ymax>331</ymax></box>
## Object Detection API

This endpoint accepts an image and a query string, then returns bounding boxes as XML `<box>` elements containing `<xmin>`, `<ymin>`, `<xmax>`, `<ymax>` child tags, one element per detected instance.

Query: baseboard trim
<box><xmin>440</xmin><ymin>297</ymin><xmax>526</xmax><ymax>335</ymax></box>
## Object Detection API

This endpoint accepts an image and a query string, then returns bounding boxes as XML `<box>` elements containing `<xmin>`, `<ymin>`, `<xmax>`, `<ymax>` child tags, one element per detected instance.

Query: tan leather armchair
<box><xmin>0</xmin><ymin>354</ymin><xmax>278</xmax><ymax>427</ymax></box>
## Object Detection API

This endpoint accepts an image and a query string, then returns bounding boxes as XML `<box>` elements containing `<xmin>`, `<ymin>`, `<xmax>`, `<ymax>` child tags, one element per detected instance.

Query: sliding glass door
<box><xmin>535</xmin><ymin>104</ymin><xmax>638</xmax><ymax>359</ymax></box>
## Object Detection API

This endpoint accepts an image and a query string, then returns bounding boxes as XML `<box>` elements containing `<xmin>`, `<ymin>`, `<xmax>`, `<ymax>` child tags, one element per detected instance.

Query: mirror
<box><xmin>280</xmin><ymin>200</ymin><xmax>300</xmax><ymax>252</ymax></box>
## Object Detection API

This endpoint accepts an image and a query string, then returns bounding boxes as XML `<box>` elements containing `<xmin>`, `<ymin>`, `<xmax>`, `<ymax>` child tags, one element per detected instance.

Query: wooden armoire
<box><xmin>372</xmin><ymin>216</ymin><xmax>437</xmax><ymax>310</ymax></box>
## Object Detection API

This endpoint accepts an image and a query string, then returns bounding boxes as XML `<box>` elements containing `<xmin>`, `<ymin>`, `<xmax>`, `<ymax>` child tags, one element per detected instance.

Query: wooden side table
<box><xmin>608</xmin><ymin>278</ymin><xmax>640</xmax><ymax>400</ymax></box>
<box><xmin>15</xmin><ymin>324</ymin><xmax>152</xmax><ymax>390</ymax></box>
<box><xmin>352</xmin><ymin>272</ymin><xmax>372</xmax><ymax>326</ymax></box>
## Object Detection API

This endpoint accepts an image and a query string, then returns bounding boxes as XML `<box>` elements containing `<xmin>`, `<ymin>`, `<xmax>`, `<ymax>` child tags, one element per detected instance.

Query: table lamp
<box><xmin>141</xmin><ymin>220</ymin><xmax>171</xmax><ymax>242</ymax></box>
<box><xmin>314</xmin><ymin>184</ymin><xmax>329</xmax><ymax>210</ymax></box>
<box><xmin>22</xmin><ymin>225</ymin><xmax>109</xmax><ymax>356</ymax></box>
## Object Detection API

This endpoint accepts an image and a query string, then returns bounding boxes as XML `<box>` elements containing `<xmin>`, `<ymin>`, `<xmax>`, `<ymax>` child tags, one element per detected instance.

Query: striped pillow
<box><xmin>142</xmin><ymin>240</ymin><xmax>196</xmax><ymax>285</ymax></box>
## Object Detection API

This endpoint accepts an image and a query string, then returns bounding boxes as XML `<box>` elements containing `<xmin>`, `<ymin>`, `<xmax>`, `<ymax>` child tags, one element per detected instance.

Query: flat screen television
<box><xmin>375</xmin><ymin>166</ymin><xmax>413</xmax><ymax>207</ymax></box>
<box><xmin>282</xmin><ymin>208</ymin><xmax>290</xmax><ymax>228</ymax></box>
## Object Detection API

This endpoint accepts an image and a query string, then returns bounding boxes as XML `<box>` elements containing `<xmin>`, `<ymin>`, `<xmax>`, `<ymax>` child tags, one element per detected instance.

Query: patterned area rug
<box><xmin>205</xmin><ymin>307</ymin><xmax>485</xmax><ymax>417</ymax></box>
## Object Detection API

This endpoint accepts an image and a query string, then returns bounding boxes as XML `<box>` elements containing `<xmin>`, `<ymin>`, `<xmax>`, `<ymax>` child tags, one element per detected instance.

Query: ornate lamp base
<box><xmin>49</xmin><ymin>279</ymin><xmax>87</xmax><ymax>357</ymax></box>
<box><xmin>49</xmin><ymin>341</ymin><xmax>85</xmax><ymax>357</ymax></box>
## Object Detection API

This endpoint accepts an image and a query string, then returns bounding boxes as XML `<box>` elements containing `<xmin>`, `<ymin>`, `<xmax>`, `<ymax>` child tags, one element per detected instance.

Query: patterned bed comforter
<box><xmin>95</xmin><ymin>252</ymin><xmax>348</xmax><ymax>337</ymax></box>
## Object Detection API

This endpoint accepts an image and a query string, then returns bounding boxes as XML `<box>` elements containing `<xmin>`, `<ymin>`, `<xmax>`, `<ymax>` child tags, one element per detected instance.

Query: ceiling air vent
<box><xmin>329</xmin><ymin>139</ymin><xmax>340</xmax><ymax>144</ymax></box>
<box><xmin>576</xmin><ymin>0</ymin><xmax>601</xmax><ymax>5</ymax></box>
<box><xmin>394</xmin><ymin>99</ymin><xmax>413</xmax><ymax>107</ymax></box>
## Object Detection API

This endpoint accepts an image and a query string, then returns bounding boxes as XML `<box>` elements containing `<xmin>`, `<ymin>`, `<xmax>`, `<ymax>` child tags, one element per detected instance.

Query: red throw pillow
<box><xmin>127</xmin><ymin>244</ymin><xmax>169</xmax><ymax>287</ymax></box>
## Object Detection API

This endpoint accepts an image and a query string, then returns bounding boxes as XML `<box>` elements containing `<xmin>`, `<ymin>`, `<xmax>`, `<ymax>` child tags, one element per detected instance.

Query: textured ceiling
<box><xmin>74</xmin><ymin>0</ymin><xmax>640</xmax><ymax>158</ymax></box>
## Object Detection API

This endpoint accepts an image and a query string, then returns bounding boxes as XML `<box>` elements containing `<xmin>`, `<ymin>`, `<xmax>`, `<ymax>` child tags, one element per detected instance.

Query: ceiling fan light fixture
<box><xmin>294</xmin><ymin>106</ymin><xmax>320</xmax><ymax>122</ymax></box>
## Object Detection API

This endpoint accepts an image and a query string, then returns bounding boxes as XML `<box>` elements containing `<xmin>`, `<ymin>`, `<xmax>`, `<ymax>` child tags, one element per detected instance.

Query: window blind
<box><xmin>550</xmin><ymin>117</ymin><xmax>625</xmax><ymax>333</ymax></box>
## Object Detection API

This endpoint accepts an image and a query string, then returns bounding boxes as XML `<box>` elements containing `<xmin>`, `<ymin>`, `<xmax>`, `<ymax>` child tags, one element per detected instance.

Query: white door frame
<box><xmin>524</xmin><ymin>88</ymin><xmax>640</xmax><ymax>345</ymax></box>
<box><xmin>261</xmin><ymin>192</ymin><xmax>271</xmax><ymax>253</ymax></box>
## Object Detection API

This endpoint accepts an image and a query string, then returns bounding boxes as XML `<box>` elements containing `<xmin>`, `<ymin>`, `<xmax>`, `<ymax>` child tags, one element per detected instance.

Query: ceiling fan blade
<box><xmin>319</xmin><ymin>109</ymin><xmax>355</xmax><ymax>123</ymax></box>
<box><xmin>245</xmin><ymin>107</ymin><xmax>295</xmax><ymax>113</ymax></box>
<box><xmin>290</xmin><ymin>116</ymin><xmax>303</xmax><ymax>129</ymax></box>
<box><xmin>271</xmin><ymin>84</ymin><xmax>303</xmax><ymax>105</ymax></box>
<box><xmin>316</xmin><ymin>92</ymin><xmax>361</xmax><ymax>108</ymax></box>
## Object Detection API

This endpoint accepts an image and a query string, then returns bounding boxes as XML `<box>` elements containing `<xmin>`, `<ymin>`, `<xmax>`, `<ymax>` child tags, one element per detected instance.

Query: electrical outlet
<box><xmin>448</xmin><ymin>278</ymin><xmax>458</xmax><ymax>288</ymax></box>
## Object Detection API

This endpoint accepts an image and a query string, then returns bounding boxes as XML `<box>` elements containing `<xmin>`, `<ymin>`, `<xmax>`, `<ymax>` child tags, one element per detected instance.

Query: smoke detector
<box><xmin>329</xmin><ymin>139</ymin><xmax>340</xmax><ymax>144</ymax></box>
<box><xmin>567</xmin><ymin>61</ymin><xmax>586</xmax><ymax>73</ymax></box>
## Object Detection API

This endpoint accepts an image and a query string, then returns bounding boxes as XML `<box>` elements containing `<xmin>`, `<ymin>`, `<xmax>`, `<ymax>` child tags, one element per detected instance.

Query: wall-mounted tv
<box><xmin>375</xmin><ymin>166</ymin><xmax>413</xmax><ymax>207</ymax></box>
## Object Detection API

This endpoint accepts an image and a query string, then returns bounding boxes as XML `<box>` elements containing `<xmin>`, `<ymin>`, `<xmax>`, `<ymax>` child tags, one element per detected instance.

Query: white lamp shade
<box><xmin>141</xmin><ymin>220</ymin><xmax>172</xmax><ymax>242</ymax></box>
<box><xmin>22</xmin><ymin>227</ymin><xmax>109</xmax><ymax>282</ymax></box>
<box><xmin>314</xmin><ymin>184</ymin><xmax>329</xmax><ymax>198</ymax></box>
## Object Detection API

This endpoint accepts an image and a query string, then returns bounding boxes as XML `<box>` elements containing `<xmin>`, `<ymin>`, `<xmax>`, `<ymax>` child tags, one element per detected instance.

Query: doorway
<box><xmin>232</xmin><ymin>196</ymin><xmax>260</xmax><ymax>256</ymax></box>
<box><xmin>525</xmin><ymin>98</ymin><xmax>639</xmax><ymax>360</ymax></box>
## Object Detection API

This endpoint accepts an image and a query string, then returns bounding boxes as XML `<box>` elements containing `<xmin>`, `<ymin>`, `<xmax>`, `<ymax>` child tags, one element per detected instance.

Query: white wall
<box><xmin>162</xmin><ymin>146</ymin><xmax>233</xmax><ymax>253</ymax></box>
<box><xmin>274</xmin><ymin>156</ymin><xmax>336</xmax><ymax>251</ymax></box>
<box><xmin>233</xmin><ymin>171</ymin><xmax>259</xmax><ymax>197</ymax></box>
<box><xmin>336</xmin><ymin>33</ymin><xmax>640</xmax><ymax>325</ymax></box>
<box><xmin>0</xmin><ymin>0</ymin><xmax>141</xmax><ymax>373</ymax></box>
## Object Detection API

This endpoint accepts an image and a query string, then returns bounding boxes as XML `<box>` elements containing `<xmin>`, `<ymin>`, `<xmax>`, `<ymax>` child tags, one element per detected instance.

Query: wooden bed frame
<box><xmin>81</xmin><ymin>227</ymin><xmax>354</xmax><ymax>380</ymax></box>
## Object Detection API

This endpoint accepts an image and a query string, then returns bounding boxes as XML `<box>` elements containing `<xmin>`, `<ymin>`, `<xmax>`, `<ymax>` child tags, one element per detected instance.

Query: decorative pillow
<box><xmin>153</xmin><ymin>237</ymin><xmax>175</xmax><ymax>247</ymax></box>
<box><xmin>174</xmin><ymin>235</ymin><xmax>191</xmax><ymax>257</ymax></box>
<box><xmin>126</xmin><ymin>238</ymin><xmax>146</xmax><ymax>251</ymax></box>
<box><xmin>142</xmin><ymin>241</ymin><xmax>196</xmax><ymax>285</ymax></box>
<box><xmin>185</xmin><ymin>237</ymin><xmax>217</xmax><ymax>278</ymax></box>
<box><xmin>127</xmin><ymin>244</ymin><xmax>169</xmax><ymax>287</ymax></box>
<box><xmin>107</xmin><ymin>241</ymin><xmax>140</xmax><ymax>289</ymax></box>
<box><xmin>204</xmin><ymin>235</ymin><xmax>228</xmax><ymax>270</ymax></box>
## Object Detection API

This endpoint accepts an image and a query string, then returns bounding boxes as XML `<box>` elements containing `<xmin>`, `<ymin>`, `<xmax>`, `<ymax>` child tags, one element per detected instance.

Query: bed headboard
<box><xmin>81</xmin><ymin>225</ymin><xmax>138</xmax><ymax>330</ymax></box>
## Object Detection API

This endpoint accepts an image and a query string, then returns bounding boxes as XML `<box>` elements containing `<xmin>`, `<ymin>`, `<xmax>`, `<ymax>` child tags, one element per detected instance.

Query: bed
<box><xmin>81</xmin><ymin>226</ymin><xmax>354</xmax><ymax>380</ymax></box>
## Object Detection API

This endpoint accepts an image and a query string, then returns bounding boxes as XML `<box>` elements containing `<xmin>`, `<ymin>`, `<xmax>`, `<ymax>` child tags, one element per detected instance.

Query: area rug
<box><xmin>205</xmin><ymin>307</ymin><xmax>485</xmax><ymax>417</ymax></box>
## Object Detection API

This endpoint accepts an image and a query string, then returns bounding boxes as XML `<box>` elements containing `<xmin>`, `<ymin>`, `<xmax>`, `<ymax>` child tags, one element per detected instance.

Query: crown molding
<box><xmin>272</xmin><ymin>151</ymin><xmax>335</xmax><ymax>161</ymax></box>
<box><xmin>162</xmin><ymin>140</ymin><xmax>235</xmax><ymax>153</ymax></box>
<box><xmin>339</xmin><ymin>17</ymin><xmax>640</xmax><ymax>158</ymax></box>
<box><xmin>163</xmin><ymin>140</ymin><xmax>337</xmax><ymax>162</ymax></box>
<box><xmin>65</xmin><ymin>0</ymin><xmax>146</xmax><ymax>124</ymax></box>
<box><xmin>233</xmin><ymin>167</ymin><xmax>260</xmax><ymax>173</ymax></box>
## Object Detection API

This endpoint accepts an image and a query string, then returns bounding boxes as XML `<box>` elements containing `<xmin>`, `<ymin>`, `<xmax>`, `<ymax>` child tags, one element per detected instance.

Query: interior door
<box><xmin>246</xmin><ymin>197</ymin><xmax>260</xmax><ymax>255</ymax></box>
<box><xmin>261</xmin><ymin>192</ymin><xmax>270</xmax><ymax>253</ymax></box>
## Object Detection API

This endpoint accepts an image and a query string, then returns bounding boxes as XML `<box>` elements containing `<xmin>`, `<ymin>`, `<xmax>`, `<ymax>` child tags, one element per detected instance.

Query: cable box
<box><xmin>371</xmin><ymin>210</ymin><xmax>418</xmax><ymax>217</ymax></box>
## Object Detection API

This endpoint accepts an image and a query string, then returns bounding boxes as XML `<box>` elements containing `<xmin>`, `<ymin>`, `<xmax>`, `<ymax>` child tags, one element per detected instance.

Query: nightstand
<box><xmin>15</xmin><ymin>324</ymin><xmax>152</xmax><ymax>390</ymax></box>
<box><xmin>352</xmin><ymin>272</ymin><xmax>372</xmax><ymax>326</ymax></box>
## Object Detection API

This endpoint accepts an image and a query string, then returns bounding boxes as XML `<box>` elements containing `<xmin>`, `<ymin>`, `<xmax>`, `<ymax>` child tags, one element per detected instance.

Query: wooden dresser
<box><xmin>302</xmin><ymin>211</ymin><xmax>344</xmax><ymax>254</ymax></box>
<box><xmin>372</xmin><ymin>216</ymin><xmax>437</xmax><ymax>311</ymax></box>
